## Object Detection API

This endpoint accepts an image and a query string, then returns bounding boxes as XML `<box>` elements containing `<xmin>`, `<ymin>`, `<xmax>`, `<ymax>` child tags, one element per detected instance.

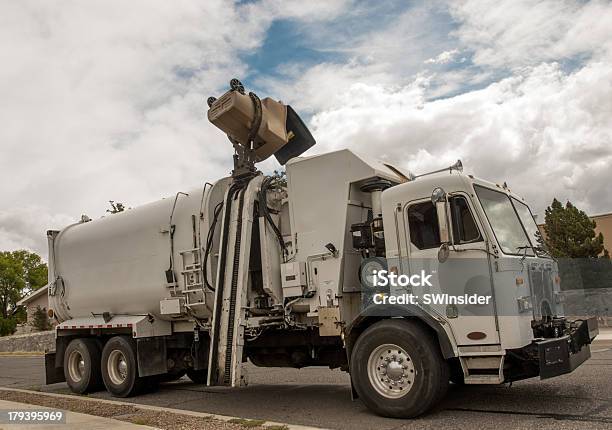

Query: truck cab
<box><xmin>382</xmin><ymin>172</ymin><xmax>547</xmax><ymax>352</ymax></box>
<box><xmin>366</xmin><ymin>170</ymin><xmax>599</xmax><ymax>383</ymax></box>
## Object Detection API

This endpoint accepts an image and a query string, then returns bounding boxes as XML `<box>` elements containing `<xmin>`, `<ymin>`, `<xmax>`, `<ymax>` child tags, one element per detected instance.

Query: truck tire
<box><xmin>101</xmin><ymin>336</ymin><xmax>145</xmax><ymax>397</ymax></box>
<box><xmin>64</xmin><ymin>338</ymin><xmax>104</xmax><ymax>394</ymax></box>
<box><xmin>350</xmin><ymin>319</ymin><xmax>449</xmax><ymax>418</ymax></box>
<box><xmin>186</xmin><ymin>369</ymin><xmax>207</xmax><ymax>384</ymax></box>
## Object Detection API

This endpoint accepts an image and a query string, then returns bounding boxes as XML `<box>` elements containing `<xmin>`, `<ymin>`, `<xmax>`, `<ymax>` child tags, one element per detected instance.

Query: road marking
<box><xmin>592</xmin><ymin>348</ymin><xmax>610</xmax><ymax>353</ymax></box>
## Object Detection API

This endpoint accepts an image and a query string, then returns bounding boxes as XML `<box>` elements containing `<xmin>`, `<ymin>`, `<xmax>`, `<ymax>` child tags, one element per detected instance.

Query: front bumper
<box><xmin>537</xmin><ymin>317</ymin><xmax>598</xmax><ymax>379</ymax></box>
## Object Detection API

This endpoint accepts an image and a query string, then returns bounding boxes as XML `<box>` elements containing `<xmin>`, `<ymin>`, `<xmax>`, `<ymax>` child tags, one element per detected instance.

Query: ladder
<box><xmin>179</xmin><ymin>248</ymin><xmax>208</xmax><ymax>310</ymax></box>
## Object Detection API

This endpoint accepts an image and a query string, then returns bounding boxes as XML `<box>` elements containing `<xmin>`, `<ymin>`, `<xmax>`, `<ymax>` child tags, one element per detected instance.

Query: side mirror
<box><xmin>431</xmin><ymin>187</ymin><xmax>450</xmax><ymax>244</ymax></box>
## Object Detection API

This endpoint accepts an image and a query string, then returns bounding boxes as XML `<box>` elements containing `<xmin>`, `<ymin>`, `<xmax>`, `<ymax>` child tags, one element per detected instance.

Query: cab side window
<box><xmin>407</xmin><ymin>202</ymin><xmax>440</xmax><ymax>250</ymax></box>
<box><xmin>407</xmin><ymin>196</ymin><xmax>481</xmax><ymax>250</ymax></box>
<box><xmin>450</xmin><ymin>196</ymin><xmax>482</xmax><ymax>244</ymax></box>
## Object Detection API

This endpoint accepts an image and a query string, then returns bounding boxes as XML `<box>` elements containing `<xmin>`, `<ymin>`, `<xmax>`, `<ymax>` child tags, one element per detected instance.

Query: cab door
<box><xmin>404</xmin><ymin>193</ymin><xmax>499</xmax><ymax>345</ymax></box>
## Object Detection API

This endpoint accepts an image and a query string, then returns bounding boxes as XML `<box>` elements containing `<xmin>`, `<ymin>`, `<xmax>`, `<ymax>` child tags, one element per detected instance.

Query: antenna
<box><xmin>413</xmin><ymin>160</ymin><xmax>463</xmax><ymax>179</ymax></box>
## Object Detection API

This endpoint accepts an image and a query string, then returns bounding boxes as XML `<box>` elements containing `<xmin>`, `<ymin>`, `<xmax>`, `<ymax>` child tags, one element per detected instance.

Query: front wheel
<box><xmin>350</xmin><ymin>319</ymin><xmax>449</xmax><ymax>418</ymax></box>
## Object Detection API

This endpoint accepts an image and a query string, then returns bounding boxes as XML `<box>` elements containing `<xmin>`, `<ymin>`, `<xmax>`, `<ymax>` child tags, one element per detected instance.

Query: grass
<box><xmin>131</xmin><ymin>416</ymin><xmax>150</xmax><ymax>426</ymax></box>
<box><xmin>228</xmin><ymin>418</ymin><xmax>266</xmax><ymax>427</ymax></box>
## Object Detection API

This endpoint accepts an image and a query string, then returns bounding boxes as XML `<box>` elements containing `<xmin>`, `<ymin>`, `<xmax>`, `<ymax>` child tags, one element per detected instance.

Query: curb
<box><xmin>0</xmin><ymin>398</ymin><xmax>162</xmax><ymax>430</ymax></box>
<box><xmin>0</xmin><ymin>351</ymin><xmax>45</xmax><ymax>356</ymax></box>
<box><xmin>0</xmin><ymin>387</ymin><xmax>325</xmax><ymax>430</ymax></box>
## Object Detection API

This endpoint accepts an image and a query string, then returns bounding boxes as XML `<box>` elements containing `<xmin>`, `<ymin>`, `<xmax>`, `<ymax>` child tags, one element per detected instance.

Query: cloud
<box><xmin>0</xmin><ymin>207</ymin><xmax>74</xmax><ymax>256</ymax></box>
<box><xmin>425</xmin><ymin>49</ymin><xmax>461</xmax><ymax>64</ymax></box>
<box><xmin>307</xmin><ymin>60</ymin><xmax>612</xmax><ymax>216</ymax></box>
<box><xmin>1</xmin><ymin>0</ymin><xmax>611</xmax><ymax>258</ymax></box>
<box><xmin>257</xmin><ymin>0</ymin><xmax>612</xmax><ymax>218</ymax></box>
<box><xmin>0</xmin><ymin>1</ymin><xmax>251</xmax><ymax>256</ymax></box>
<box><xmin>449</xmin><ymin>0</ymin><xmax>612</xmax><ymax>68</ymax></box>
<box><xmin>0</xmin><ymin>0</ymin><xmax>348</xmax><ymax>257</ymax></box>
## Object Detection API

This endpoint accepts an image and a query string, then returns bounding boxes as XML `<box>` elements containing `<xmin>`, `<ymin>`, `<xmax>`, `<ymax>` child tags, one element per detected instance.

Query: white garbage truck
<box><xmin>44</xmin><ymin>79</ymin><xmax>598</xmax><ymax>418</ymax></box>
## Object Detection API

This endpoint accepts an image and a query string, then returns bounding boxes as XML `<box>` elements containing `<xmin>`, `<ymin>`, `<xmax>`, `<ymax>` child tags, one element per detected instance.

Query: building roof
<box><xmin>17</xmin><ymin>284</ymin><xmax>48</xmax><ymax>306</ymax></box>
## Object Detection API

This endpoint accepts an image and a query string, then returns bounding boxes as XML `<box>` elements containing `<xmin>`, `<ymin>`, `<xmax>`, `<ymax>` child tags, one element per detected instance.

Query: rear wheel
<box><xmin>64</xmin><ymin>338</ymin><xmax>103</xmax><ymax>394</ymax></box>
<box><xmin>350</xmin><ymin>319</ymin><xmax>449</xmax><ymax>418</ymax></box>
<box><xmin>101</xmin><ymin>336</ymin><xmax>145</xmax><ymax>397</ymax></box>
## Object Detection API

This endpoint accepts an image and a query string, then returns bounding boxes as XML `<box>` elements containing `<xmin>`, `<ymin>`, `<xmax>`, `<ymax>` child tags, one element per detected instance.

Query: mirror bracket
<box><xmin>431</xmin><ymin>187</ymin><xmax>453</xmax><ymax>262</ymax></box>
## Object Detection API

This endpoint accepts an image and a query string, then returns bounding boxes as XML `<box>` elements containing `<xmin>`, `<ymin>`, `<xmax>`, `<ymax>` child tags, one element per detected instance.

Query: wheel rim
<box><xmin>67</xmin><ymin>350</ymin><xmax>86</xmax><ymax>383</ymax></box>
<box><xmin>107</xmin><ymin>350</ymin><xmax>129</xmax><ymax>385</ymax></box>
<box><xmin>367</xmin><ymin>343</ymin><xmax>416</xmax><ymax>399</ymax></box>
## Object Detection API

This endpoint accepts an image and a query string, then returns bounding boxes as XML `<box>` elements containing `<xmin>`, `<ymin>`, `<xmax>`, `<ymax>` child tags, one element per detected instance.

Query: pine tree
<box><xmin>542</xmin><ymin>199</ymin><xmax>611</xmax><ymax>290</ymax></box>
<box><xmin>542</xmin><ymin>199</ymin><xmax>608</xmax><ymax>258</ymax></box>
<box><xmin>31</xmin><ymin>305</ymin><xmax>51</xmax><ymax>331</ymax></box>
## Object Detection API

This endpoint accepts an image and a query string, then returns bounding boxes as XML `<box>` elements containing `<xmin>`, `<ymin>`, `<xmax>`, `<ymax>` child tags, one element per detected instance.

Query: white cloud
<box><xmin>425</xmin><ymin>49</ymin><xmax>460</xmax><ymax>64</ymax></box>
<box><xmin>1</xmin><ymin>0</ymin><xmax>611</xmax><ymax>258</ymax></box>
<box><xmin>307</xmin><ymin>60</ymin><xmax>612</xmax><ymax>216</ymax></box>
<box><xmin>258</xmin><ymin>0</ymin><xmax>612</xmax><ymax>218</ymax></box>
<box><xmin>449</xmin><ymin>0</ymin><xmax>612</xmax><ymax>68</ymax></box>
<box><xmin>0</xmin><ymin>0</ymin><xmax>347</xmax><ymax>257</ymax></box>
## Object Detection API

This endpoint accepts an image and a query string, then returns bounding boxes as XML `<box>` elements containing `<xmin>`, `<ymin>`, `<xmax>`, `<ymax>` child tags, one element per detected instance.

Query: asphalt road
<box><xmin>1</xmin><ymin>338</ymin><xmax>612</xmax><ymax>430</ymax></box>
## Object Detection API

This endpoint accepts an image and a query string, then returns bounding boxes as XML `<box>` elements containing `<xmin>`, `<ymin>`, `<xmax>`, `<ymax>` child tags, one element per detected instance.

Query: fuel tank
<box><xmin>48</xmin><ymin>178</ymin><xmax>231</xmax><ymax>323</ymax></box>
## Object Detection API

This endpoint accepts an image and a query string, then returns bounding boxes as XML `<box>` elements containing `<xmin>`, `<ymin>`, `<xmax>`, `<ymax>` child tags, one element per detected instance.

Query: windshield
<box><xmin>511</xmin><ymin>198</ymin><xmax>542</xmax><ymax>250</ymax></box>
<box><xmin>474</xmin><ymin>185</ymin><xmax>534</xmax><ymax>255</ymax></box>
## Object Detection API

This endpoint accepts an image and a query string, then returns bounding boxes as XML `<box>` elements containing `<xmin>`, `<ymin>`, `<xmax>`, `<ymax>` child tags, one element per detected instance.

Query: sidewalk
<box><xmin>0</xmin><ymin>388</ymin><xmax>324</xmax><ymax>430</ymax></box>
<box><xmin>0</xmin><ymin>399</ymin><xmax>158</xmax><ymax>429</ymax></box>
<box><xmin>597</xmin><ymin>326</ymin><xmax>612</xmax><ymax>340</ymax></box>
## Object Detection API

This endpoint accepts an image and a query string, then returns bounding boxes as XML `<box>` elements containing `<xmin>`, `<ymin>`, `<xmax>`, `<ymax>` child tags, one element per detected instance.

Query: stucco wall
<box><xmin>25</xmin><ymin>293</ymin><xmax>49</xmax><ymax>323</ymax></box>
<box><xmin>593</xmin><ymin>213</ymin><xmax>612</xmax><ymax>256</ymax></box>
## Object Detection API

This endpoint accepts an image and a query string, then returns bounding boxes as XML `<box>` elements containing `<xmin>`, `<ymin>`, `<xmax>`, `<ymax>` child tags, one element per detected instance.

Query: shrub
<box><xmin>0</xmin><ymin>317</ymin><xmax>17</xmax><ymax>336</ymax></box>
<box><xmin>31</xmin><ymin>306</ymin><xmax>51</xmax><ymax>331</ymax></box>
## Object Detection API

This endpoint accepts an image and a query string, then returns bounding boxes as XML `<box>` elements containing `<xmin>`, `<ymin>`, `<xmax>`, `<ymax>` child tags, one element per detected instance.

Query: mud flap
<box><xmin>350</xmin><ymin>375</ymin><xmax>360</xmax><ymax>400</ymax></box>
<box><xmin>137</xmin><ymin>337</ymin><xmax>167</xmax><ymax>377</ymax></box>
<box><xmin>44</xmin><ymin>352</ymin><xmax>66</xmax><ymax>384</ymax></box>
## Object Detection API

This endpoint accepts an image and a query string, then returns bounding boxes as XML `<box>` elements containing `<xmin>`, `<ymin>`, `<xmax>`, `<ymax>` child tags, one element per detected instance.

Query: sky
<box><xmin>1</xmin><ymin>0</ymin><xmax>612</xmax><ymax>257</ymax></box>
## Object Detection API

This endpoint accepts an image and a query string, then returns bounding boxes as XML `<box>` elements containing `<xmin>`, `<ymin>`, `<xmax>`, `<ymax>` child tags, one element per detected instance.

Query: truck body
<box><xmin>44</xmin><ymin>81</ymin><xmax>598</xmax><ymax>417</ymax></box>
